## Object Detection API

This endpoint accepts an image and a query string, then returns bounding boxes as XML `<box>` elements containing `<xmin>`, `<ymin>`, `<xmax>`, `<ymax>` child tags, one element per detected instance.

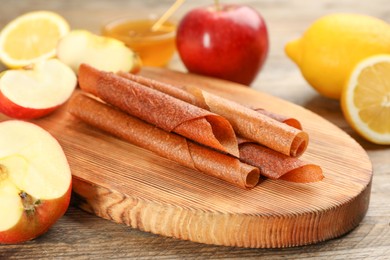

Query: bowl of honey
<box><xmin>102</xmin><ymin>17</ymin><xmax>176</xmax><ymax>67</ymax></box>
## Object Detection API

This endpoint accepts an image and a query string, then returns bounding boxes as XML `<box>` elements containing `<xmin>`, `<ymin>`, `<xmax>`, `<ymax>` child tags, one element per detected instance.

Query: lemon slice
<box><xmin>342</xmin><ymin>54</ymin><xmax>390</xmax><ymax>144</ymax></box>
<box><xmin>0</xmin><ymin>11</ymin><xmax>70</xmax><ymax>68</ymax></box>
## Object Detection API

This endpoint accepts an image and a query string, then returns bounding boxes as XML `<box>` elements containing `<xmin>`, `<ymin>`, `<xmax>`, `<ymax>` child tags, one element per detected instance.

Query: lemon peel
<box><xmin>286</xmin><ymin>13</ymin><xmax>390</xmax><ymax>100</ymax></box>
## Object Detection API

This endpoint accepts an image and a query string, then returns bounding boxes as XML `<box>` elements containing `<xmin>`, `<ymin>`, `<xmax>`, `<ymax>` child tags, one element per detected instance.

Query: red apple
<box><xmin>0</xmin><ymin>120</ymin><xmax>72</xmax><ymax>244</ymax></box>
<box><xmin>0</xmin><ymin>59</ymin><xmax>77</xmax><ymax>119</ymax></box>
<box><xmin>176</xmin><ymin>3</ymin><xmax>269</xmax><ymax>86</ymax></box>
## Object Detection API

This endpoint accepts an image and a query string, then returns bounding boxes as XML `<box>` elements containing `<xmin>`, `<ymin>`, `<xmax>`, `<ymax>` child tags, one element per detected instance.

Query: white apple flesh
<box><xmin>0</xmin><ymin>59</ymin><xmax>77</xmax><ymax>119</ymax></box>
<box><xmin>0</xmin><ymin>120</ymin><xmax>72</xmax><ymax>244</ymax></box>
<box><xmin>57</xmin><ymin>30</ymin><xmax>141</xmax><ymax>74</ymax></box>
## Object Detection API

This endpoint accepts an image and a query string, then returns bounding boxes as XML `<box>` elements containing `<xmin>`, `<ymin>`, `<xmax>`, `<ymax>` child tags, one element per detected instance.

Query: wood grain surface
<box><xmin>2</xmin><ymin>67</ymin><xmax>372</xmax><ymax>249</ymax></box>
<box><xmin>1</xmin><ymin>0</ymin><xmax>389</xmax><ymax>259</ymax></box>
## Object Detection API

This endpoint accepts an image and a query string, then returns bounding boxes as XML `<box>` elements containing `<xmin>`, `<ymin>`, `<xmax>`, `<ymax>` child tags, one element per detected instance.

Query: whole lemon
<box><xmin>285</xmin><ymin>13</ymin><xmax>390</xmax><ymax>99</ymax></box>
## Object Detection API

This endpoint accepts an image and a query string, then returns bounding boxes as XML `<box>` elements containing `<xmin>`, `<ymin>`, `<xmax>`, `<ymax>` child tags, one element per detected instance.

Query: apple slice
<box><xmin>0</xmin><ymin>120</ymin><xmax>72</xmax><ymax>244</ymax></box>
<box><xmin>0</xmin><ymin>59</ymin><xmax>77</xmax><ymax>119</ymax></box>
<box><xmin>57</xmin><ymin>30</ymin><xmax>141</xmax><ymax>74</ymax></box>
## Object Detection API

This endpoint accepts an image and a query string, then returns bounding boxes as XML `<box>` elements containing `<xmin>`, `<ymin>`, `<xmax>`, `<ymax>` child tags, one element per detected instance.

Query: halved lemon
<box><xmin>0</xmin><ymin>11</ymin><xmax>70</xmax><ymax>68</ymax></box>
<box><xmin>341</xmin><ymin>54</ymin><xmax>390</xmax><ymax>144</ymax></box>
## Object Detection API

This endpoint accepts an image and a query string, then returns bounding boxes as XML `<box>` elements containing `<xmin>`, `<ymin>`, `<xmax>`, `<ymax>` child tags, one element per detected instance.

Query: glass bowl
<box><xmin>102</xmin><ymin>17</ymin><xmax>176</xmax><ymax>67</ymax></box>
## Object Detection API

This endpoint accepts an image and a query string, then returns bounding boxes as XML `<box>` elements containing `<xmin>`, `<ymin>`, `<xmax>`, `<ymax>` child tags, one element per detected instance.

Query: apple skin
<box><xmin>0</xmin><ymin>90</ymin><xmax>59</xmax><ymax>119</ymax></box>
<box><xmin>0</xmin><ymin>185</ymin><xmax>72</xmax><ymax>244</ymax></box>
<box><xmin>176</xmin><ymin>4</ymin><xmax>269</xmax><ymax>86</ymax></box>
<box><xmin>0</xmin><ymin>59</ymin><xmax>77</xmax><ymax>120</ymax></box>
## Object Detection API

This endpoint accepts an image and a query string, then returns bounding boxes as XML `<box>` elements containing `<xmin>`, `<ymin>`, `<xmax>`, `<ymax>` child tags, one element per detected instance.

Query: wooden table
<box><xmin>1</xmin><ymin>0</ymin><xmax>389</xmax><ymax>258</ymax></box>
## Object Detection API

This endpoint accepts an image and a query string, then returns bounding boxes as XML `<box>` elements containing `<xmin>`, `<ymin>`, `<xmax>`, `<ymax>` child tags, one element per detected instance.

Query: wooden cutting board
<box><xmin>12</xmin><ymin>68</ymin><xmax>373</xmax><ymax>248</ymax></box>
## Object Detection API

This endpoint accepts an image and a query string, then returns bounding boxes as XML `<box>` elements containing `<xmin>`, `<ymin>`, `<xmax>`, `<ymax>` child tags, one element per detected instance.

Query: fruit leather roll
<box><xmin>78</xmin><ymin>64</ymin><xmax>239</xmax><ymax>157</ymax></box>
<box><xmin>68</xmin><ymin>93</ymin><xmax>260</xmax><ymax>189</ymax></box>
<box><xmin>239</xmin><ymin>108</ymin><xmax>322</xmax><ymax>182</ymax></box>
<box><xmin>237</xmin><ymin>137</ymin><xmax>323</xmax><ymax>182</ymax></box>
<box><xmin>118</xmin><ymin>71</ymin><xmax>308</xmax><ymax>157</ymax></box>
<box><xmin>253</xmin><ymin>108</ymin><xmax>302</xmax><ymax>130</ymax></box>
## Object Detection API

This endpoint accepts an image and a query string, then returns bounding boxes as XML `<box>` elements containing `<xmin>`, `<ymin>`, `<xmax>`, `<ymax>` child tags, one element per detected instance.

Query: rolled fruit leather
<box><xmin>117</xmin><ymin>71</ymin><xmax>323</xmax><ymax>182</ymax></box>
<box><xmin>118</xmin><ymin>71</ymin><xmax>308</xmax><ymax>158</ymax></box>
<box><xmin>78</xmin><ymin>64</ymin><xmax>239</xmax><ymax>157</ymax></box>
<box><xmin>68</xmin><ymin>93</ymin><xmax>260</xmax><ymax>189</ymax></box>
<box><xmin>239</xmin><ymin>110</ymin><xmax>323</xmax><ymax>182</ymax></box>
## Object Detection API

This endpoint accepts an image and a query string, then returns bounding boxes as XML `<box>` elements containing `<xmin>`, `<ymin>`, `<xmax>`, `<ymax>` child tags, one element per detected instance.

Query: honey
<box><xmin>102</xmin><ymin>18</ymin><xmax>176</xmax><ymax>67</ymax></box>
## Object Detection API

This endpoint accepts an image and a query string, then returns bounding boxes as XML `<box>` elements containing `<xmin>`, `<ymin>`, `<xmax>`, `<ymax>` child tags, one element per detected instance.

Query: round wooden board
<box><xmin>29</xmin><ymin>68</ymin><xmax>372</xmax><ymax>248</ymax></box>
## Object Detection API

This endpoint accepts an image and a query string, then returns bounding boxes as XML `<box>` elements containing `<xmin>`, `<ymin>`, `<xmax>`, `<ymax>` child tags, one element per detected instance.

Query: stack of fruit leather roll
<box><xmin>69</xmin><ymin>64</ymin><xmax>323</xmax><ymax>189</ymax></box>
<box><xmin>118</xmin><ymin>71</ymin><xmax>309</xmax><ymax>157</ymax></box>
<box><xmin>117</xmin><ymin>70</ymin><xmax>323</xmax><ymax>182</ymax></box>
<box><xmin>68</xmin><ymin>93</ymin><xmax>260</xmax><ymax>189</ymax></box>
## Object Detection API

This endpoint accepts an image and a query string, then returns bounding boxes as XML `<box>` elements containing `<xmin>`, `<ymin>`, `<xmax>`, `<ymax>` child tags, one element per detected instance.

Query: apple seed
<box><xmin>19</xmin><ymin>191</ymin><xmax>41</xmax><ymax>215</ymax></box>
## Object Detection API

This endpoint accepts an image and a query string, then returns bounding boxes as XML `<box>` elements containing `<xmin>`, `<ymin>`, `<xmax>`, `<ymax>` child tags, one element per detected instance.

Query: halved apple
<box><xmin>0</xmin><ymin>120</ymin><xmax>72</xmax><ymax>244</ymax></box>
<box><xmin>57</xmin><ymin>30</ymin><xmax>141</xmax><ymax>74</ymax></box>
<box><xmin>0</xmin><ymin>59</ymin><xmax>77</xmax><ymax>119</ymax></box>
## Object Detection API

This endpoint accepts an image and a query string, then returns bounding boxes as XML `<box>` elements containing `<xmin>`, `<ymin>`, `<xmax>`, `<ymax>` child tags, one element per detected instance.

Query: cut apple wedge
<box><xmin>0</xmin><ymin>59</ymin><xmax>77</xmax><ymax>119</ymax></box>
<box><xmin>0</xmin><ymin>120</ymin><xmax>72</xmax><ymax>244</ymax></box>
<box><xmin>57</xmin><ymin>30</ymin><xmax>141</xmax><ymax>74</ymax></box>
